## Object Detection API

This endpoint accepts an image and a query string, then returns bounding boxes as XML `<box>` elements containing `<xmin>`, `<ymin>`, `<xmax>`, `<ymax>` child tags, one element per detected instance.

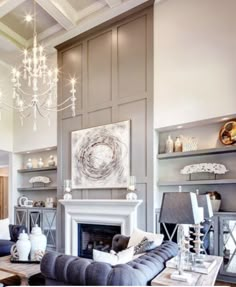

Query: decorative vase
<box><xmin>174</xmin><ymin>137</ymin><xmax>182</xmax><ymax>152</ymax></box>
<box><xmin>48</xmin><ymin>155</ymin><xmax>56</xmax><ymax>167</ymax></box>
<box><xmin>29</xmin><ymin>225</ymin><xmax>47</xmax><ymax>261</ymax></box>
<box><xmin>16</xmin><ymin>230</ymin><xmax>31</xmax><ymax>261</ymax></box>
<box><xmin>37</xmin><ymin>158</ymin><xmax>44</xmax><ymax>168</ymax></box>
<box><xmin>207</xmin><ymin>191</ymin><xmax>221</xmax><ymax>212</ymax></box>
<box><xmin>165</xmin><ymin>135</ymin><xmax>174</xmax><ymax>153</ymax></box>
<box><xmin>26</xmin><ymin>158</ymin><xmax>33</xmax><ymax>169</ymax></box>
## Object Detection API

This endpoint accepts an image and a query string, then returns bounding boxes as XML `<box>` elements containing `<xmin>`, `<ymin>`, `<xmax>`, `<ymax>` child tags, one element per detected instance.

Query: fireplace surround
<box><xmin>59</xmin><ymin>199</ymin><xmax>142</xmax><ymax>255</ymax></box>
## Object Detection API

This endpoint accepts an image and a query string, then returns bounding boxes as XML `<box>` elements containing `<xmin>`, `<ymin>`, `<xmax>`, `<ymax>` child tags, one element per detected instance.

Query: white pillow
<box><xmin>0</xmin><ymin>218</ymin><xmax>10</xmax><ymax>240</ymax></box>
<box><xmin>93</xmin><ymin>247</ymin><xmax>134</xmax><ymax>266</ymax></box>
<box><xmin>128</xmin><ymin>228</ymin><xmax>164</xmax><ymax>248</ymax></box>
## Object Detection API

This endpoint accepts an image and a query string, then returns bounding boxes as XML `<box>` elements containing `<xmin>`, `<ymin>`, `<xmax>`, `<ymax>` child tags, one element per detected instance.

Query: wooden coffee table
<box><xmin>0</xmin><ymin>270</ymin><xmax>21</xmax><ymax>285</ymax></box>
<box><xmin>0</xmin><ymin>256</ymin><xmax>40</xmax><ymax>286</ymax></box>
<box><xmin>151</xmin><ymin>255</ymin><xmax>223</xmax><ymax>286</ymax></box>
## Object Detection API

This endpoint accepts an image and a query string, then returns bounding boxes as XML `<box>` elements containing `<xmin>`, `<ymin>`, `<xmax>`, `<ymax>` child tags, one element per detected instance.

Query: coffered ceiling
<box><xmin>0</xmin><ymin>0</ymin><xmax>150</xmax><ymax>66</ymax></box>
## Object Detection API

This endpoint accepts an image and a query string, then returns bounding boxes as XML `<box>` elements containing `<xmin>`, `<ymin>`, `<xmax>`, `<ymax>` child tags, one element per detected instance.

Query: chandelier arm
<box><xmin>42</xmin><ymin>104</ymin><xmax>75</xmax><ymax>112</ymax></box>
<box><xmin>40</xmin><ymin>96</ymin><xmax>74</xmax><ymax>109</ymax></box>
<box><xmin>0</xmin><ymin>101</ymin><xmax>32</xmax><ymax>111</ymax></box>
<box><xmin>16</xmin><ymin>84</ymin><xmax>56</xmax><ymax>98</ymax></box>
<box><xmin>36</xmin><ymin>104</ymin><xmax>50</xmax><ymax>118</ymax></box>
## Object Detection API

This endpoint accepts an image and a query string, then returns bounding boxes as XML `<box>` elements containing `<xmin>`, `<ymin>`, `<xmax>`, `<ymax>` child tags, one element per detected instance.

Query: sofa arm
<box><xmin>111</xmin><ymin>234</ymin><xmax>130</xmax><ymax>253</ymax></box>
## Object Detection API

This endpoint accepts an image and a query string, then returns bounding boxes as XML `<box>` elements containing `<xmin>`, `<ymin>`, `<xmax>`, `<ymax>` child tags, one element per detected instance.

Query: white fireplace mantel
<box><xmin>59</xmin><ymin>199</ymin><xmax>142</xmax><ymax>255</ymax></box>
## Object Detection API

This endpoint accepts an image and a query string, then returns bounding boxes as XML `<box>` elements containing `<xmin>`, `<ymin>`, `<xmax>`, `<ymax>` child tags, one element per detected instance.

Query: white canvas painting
<box><xmin>71</xmin><ymin>120</ymin><xmax>130</xmax><ymax>189</ymax></box>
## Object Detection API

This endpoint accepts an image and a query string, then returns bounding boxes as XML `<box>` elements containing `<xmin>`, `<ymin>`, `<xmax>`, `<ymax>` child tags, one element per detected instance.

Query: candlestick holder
<box><xmin>126</xmin><ymin>176</ymin><xmax>137</xmax><ymax>200</ymax></box>
<box><xmin>63</xmin><ymin>179</ymin><xmax>72</xmax><ymax>200</ymax></box>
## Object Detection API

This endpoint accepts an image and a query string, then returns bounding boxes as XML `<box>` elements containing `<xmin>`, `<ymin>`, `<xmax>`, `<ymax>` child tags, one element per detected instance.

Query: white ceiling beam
<box><xmin>26</xmin><ymin>23</ymin><xmax>62</xmax><ymax>47</ymax></box>
<box><xmin>75</xmin><ymin>1</ymin><xmax>107</xmax><ymax>22</ymax></box>
<box><xmin>46</xmin><ymin>0</ymin><xmax>149</xmax><ymax>49</ymax></box>
<box><xmin>35</xmin><ymin>0</ymin><xmax>77</xmax><ymax>31</ymax></box>
<box><xmin>105</xmin><ymin>0</ymin><xmax>122</xmax><ymax>8</ymax></box>
<box><xmin>0</xmin><ymin>22</ymin><xmax>26</xmax><ymax>49</ymax></box>
<box><xmin>0</xmin><ymin>0</ymin><xmax>27</xmax><ymax>18</ymax></box>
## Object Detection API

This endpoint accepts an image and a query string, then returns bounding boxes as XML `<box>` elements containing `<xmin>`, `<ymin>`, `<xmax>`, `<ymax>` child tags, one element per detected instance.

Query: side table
<box><xmin>151</xmin><ymin>255</ymin><xmax>223</xmax><ymax>286</ymax></box>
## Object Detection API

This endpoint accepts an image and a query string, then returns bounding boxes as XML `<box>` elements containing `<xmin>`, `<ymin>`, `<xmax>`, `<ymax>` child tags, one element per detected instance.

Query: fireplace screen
<box><xmin>78</xmin><ymin>223</ymin><xmax>121</xmax><ymax>258</ymax></box>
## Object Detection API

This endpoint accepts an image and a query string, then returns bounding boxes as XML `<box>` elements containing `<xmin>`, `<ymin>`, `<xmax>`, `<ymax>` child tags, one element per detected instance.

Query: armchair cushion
<box><xmin>9</xmin><ymin>224</ymin><xmax>27</xmax><ymax>242</ymax></box>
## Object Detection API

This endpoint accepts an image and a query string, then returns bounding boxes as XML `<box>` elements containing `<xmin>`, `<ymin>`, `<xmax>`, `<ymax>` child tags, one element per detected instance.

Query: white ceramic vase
<box><xmin>29</xmin><ymin>224</ymin><xmax>47</xmax><ymax>261</ymax></box>
<box><xmin>16</xmin><ymin>230</ymin><xmax>31</xmax><ymax>261</ymax></box>
<box><xmin>48</xmin><ymin>155</ymin><xmax>56</xmax><ymax>167</ymax></box>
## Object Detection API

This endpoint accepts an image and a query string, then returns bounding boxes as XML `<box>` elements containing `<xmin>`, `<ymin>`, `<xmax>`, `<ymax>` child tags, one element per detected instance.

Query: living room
<box><xmin>0</xmin><ymin>0</ymin><xmax>235</xmax><ymax>286</ymax></box>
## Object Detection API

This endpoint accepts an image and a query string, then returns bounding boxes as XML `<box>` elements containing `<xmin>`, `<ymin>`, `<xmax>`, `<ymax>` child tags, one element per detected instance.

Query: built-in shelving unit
<box><xmin>155</xmin><ymin>117</ymin><xmax>236</xmax><ymax>282</ymax></box>
<box><xmin>17</xmin><ymin>186</ymin><xmax>57</xmax><ymax>191</ymax></box>
<box><xmin>18</xmin><ymin>166</ymin><xmax>57</xmax><ymax>173</ymax></box>
<box><xmin>158</xmin><ymin>179</ymin><xmax>236</xmax><ymax>186</ymax></box>
<box><xmin>157</xmin><ymin>146</ymin><xmax>236</xmax><ymax>159</ymax></box>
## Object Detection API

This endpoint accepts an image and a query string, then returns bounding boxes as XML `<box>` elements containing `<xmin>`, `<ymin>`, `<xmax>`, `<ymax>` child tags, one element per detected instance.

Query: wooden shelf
<box><xmin>158</xmin><ymin>179</ymin><xmax>236</xmax><ymax>186</ymax></box>
<box><xmin>17</xmin><ymin>166</ymin><xmax>57</xmax><ymax>173</ymax></box>
<box><xmin>157</xmin><ymin>146</ymin><xmax>236</xmax><ymax>160</ymax></box>
<box><xmin>17</xmin><ymin>186</ymin><xmax>57</xmax><ymax>191</ymax></box>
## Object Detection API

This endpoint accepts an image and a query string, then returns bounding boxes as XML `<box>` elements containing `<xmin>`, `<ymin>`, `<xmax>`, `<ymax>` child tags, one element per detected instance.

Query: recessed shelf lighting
<box><xmin>221</xmin><ymin>117</ymin><xmax>229</xmax><ymax>121</ymax></box>
<box><xmin>25</xmin><ymin>14</ymin><xmax>33</xmax><ymax>22</ymax></box>
<box><xmin>177</xmin><ymin>125</ymin><xmax>183</xmax><ymax>129</ymax></box>
<box><xmin>26</xmin><ymin>151</ymin><xmax>30</xmax><ymax>154</ymax></box>
<box><xmin>45</xmin><ymin>148</ymin><xmax>51</xmax><ymax>151</ymax></box>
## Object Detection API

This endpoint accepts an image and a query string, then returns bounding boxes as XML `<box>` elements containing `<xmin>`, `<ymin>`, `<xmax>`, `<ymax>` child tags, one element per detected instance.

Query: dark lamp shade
<box><xmin>159</xmin><ymin>192</ymin><xmax>201</xmax><ymax>225</ymax></box>
<box><xmin>197</xmin><ymin>194</ymin><xmax>213</xmax><ymax>219</ymax></box>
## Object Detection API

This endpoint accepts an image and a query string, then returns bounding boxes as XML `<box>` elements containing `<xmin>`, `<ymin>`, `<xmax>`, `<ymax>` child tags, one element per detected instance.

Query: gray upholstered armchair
<box><xmin>40</xmin><ymin>234</ymin><xmax>178</xmax><ymax>286</ymax></box>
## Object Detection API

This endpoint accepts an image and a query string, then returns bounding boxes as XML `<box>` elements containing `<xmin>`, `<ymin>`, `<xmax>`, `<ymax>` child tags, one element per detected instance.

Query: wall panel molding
<box><xmin>57</xmin><ymin>6</ymin><xmax>153</xmax><ymax>252</ymax></box>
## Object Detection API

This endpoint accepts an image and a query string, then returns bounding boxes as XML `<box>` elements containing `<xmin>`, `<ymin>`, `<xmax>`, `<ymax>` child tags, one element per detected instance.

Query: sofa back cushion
<box><xmin>0</xmin><ymin>218</ymin><xmax>10</xmax><ymax>240</ymax></box>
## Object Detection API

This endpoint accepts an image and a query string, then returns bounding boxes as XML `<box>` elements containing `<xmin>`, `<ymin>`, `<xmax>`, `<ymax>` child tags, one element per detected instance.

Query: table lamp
<box><xmin>194</xmin><ymin>194</ymin><xmax>214</xmax><ymax>260</ymax></box>
<box><xmin>159</xmin><ymin>192</ymin><xmax>202</xmax><ymax>282</ymax></box>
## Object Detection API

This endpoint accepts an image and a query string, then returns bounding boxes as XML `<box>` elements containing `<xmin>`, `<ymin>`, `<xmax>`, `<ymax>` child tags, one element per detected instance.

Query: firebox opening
<box><xmin>78</xmin><ymin>223</ymin><xmax>121</xmax><ymax>258</ymax></box>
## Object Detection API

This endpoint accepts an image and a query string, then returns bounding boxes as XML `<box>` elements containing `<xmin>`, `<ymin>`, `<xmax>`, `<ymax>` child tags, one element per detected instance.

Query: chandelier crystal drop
<box><xmin>0</xmin><ymin>0</ymin><xmax>76</xmax><ymax>131</ymax></box>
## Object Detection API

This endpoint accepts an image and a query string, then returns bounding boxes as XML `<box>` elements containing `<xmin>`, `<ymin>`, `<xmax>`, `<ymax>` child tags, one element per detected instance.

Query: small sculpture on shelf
<box><xmin>182</xmin><ymin>136</ymin><xmax>198</xmax><ymax>152</ymax></box>
<box><xmin>48</xmin><ymin>155</ymin><xmax>56</xmax><ymax>167</ymax></box>
<box><xmin>126</xmin><ymin>176</ymin><xmax>138</xmax><ymax>200</ymax></box>
<box><xmin>64</xmin><ymin>179</ymin><xmax>72</xmax><ymax>200</ymax></box>
<box><xmin>29</xmin><ymin>176</ymin><xmax>51</xmax><ymax>187</ymax></box>
<box><xmin>37</xmin><ymin>158</ymin><xmax>44</xmax><ymax>168</ymax></box>
<box><xmin>180</xmin><ymin>163</ymin><xmax>228</xmax><ymax>180</ymax></box>
<box><xmin>26</xmin><ymin>158</ymin><xmax>33</xmax><ymax>169</ymax></box>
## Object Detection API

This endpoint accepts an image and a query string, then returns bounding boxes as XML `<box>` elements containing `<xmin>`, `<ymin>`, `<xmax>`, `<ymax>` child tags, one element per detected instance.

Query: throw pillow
<box><xmin>134</xmin><ymin>236</ymin><xmax>158</xmax><ymax>255</ymax></box>
<box><xmin>128</xmin><ymin>228</ymin><xmax>164</xmax><ymax>248</ymax></box>
<box><xmin>93</xmin><ymin>246</ymin><xmax>134</xmax><ymax>266</ymax></box>
<box><xmin>0</xmin><ymin>218</ymin><xmax>10</xmax><ymax>240</ymax></box>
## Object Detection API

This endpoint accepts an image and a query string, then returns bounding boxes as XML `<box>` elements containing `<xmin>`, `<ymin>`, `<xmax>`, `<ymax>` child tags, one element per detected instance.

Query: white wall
<box><xmin>154</xmin><ymin>0</ymin><xmax>236</xmax><ymax>129</ymax></box>
<box><xmin>13</xmin><ymin>53</ymin><xmax>57</xmax><ymax>152</ymax></box>
<box><xmin>0</xmin><ymin>63</ymin><xmax>13</xmax><ymax>151</ymax></box>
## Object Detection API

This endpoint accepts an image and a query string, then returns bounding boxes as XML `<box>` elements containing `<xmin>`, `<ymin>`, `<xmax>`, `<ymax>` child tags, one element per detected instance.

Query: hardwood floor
<box><xmin>215</xmin><ymin>281</ymin><xmax>236</xmax><ymax>286</ymax></box>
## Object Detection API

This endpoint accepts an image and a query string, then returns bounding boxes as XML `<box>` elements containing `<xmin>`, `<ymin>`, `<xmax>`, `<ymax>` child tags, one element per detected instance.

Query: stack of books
<box><xmin>166</xmin><ymin>256</ymin><xmax>217</xmax><ymax>274</ymax></box>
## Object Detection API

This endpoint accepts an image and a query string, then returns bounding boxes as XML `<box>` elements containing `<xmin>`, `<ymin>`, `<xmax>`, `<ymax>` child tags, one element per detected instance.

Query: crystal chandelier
<box><xmin>0</xmin><ymin>0</ymin><xmax>76</xmax><ymax>131</ymax></box>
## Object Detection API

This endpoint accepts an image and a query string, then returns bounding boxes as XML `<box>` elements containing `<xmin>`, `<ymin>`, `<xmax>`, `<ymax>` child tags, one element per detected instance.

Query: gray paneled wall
<box><xmin>56</xmin><ymin>6</ymin><xmax>153</xmax><ymax>252</ymax></box>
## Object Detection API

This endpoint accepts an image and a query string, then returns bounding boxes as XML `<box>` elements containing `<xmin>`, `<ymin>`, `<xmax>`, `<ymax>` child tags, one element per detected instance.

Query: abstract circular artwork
<box><xmin>71</xmin><ymin>121</ymin><xmax>130</xmax><ymax>189</ymax></box>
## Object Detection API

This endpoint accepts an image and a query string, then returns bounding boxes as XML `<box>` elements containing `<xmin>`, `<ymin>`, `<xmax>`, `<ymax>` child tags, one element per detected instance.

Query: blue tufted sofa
<box><xmin>0</xmin><ymin>224</ymin><xmax>27</xmax><ymax>257</ymax></box>
<box><xmin>41</xmin><ymin>234</ymin><xmax>178</xmax><ymax>286</ymax></box>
